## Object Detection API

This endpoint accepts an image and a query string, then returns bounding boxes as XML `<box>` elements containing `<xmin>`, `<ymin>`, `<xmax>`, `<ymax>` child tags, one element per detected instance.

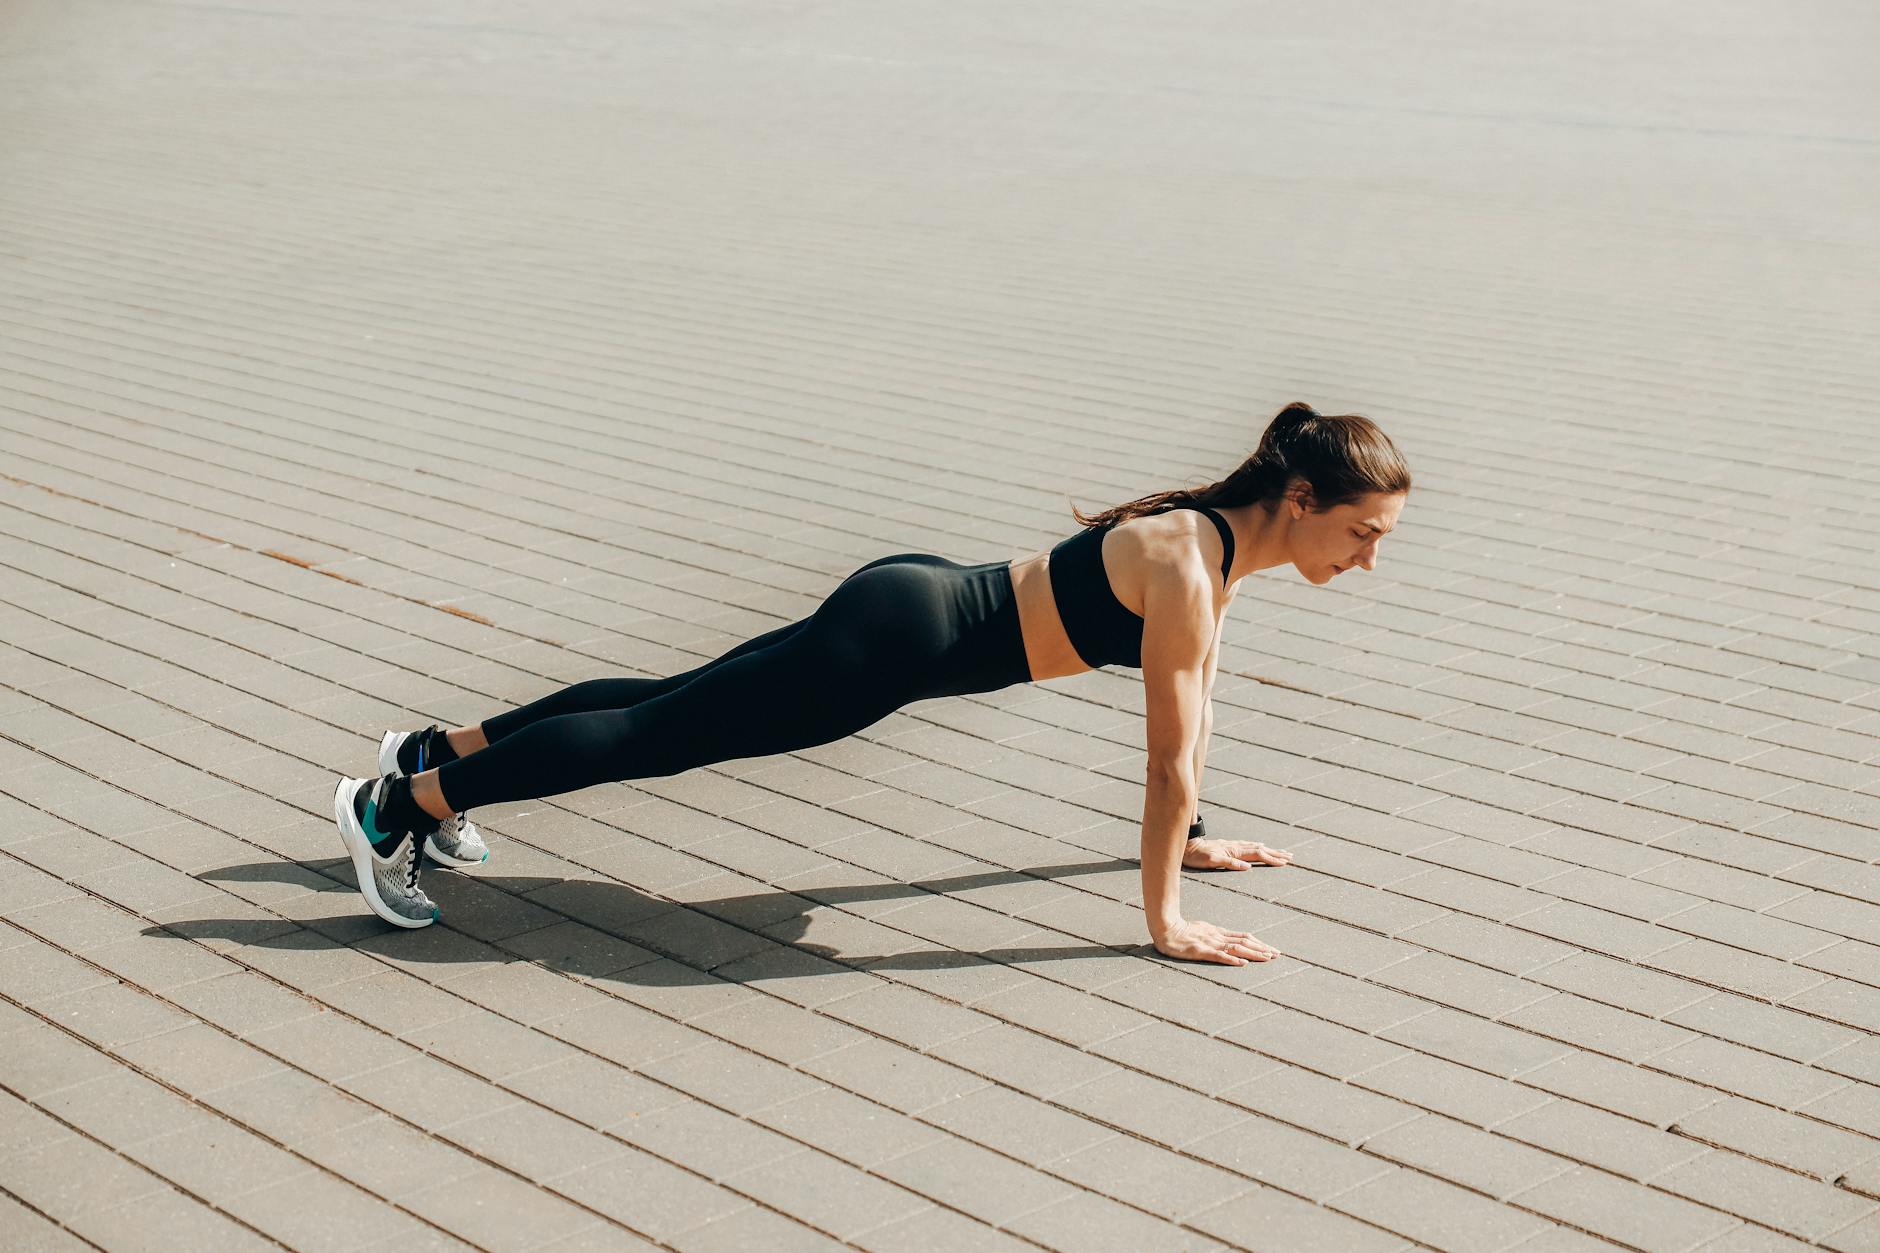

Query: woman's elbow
<box><xmin>1145</xmin><ymin>759</ymin><xmax>1197</xmax><ymax>794</ymax></box>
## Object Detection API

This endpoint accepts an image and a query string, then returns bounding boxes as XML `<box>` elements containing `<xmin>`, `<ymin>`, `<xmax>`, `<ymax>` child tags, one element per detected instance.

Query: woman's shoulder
<box><xmin>1105</xmin><ymin>510</ymin><xmax>1223</xmax><ymax>618</ymax></box>
<box><xmin>1114</xmin><ymin>507</ymin><xmax>1220</xmax><ymax>571</ymax></box>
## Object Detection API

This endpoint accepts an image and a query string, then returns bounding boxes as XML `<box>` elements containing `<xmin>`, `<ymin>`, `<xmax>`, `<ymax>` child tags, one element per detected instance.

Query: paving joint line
<box><xmin>6</xmin><ymin>767</ymin><xmax>1870</xmax><ymax>1249</ymax></box>
<box><xmin>0</xmin><ymin>1059</ymin><xmax>302</xmax><ymax>1252</ymax></box>
<box><xmin>6</xmin><ymin>562</ymin><xmax>1879</xmax><ymax>1109</ymax></box>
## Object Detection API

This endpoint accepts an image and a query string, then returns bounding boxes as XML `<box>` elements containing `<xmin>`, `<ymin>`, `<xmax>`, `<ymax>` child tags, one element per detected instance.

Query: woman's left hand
<box><xmin>1183</xmin><ymin>838</ymin><xmax>1293</xmax><ymax>871</ymax></box>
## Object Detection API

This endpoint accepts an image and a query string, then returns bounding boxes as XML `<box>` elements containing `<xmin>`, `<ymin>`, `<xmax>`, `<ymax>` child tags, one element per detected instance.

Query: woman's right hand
<box><xmin>1152</xmin><ymin>919</ymin><xmax>1279</xmax><ymax>966</ymax></box>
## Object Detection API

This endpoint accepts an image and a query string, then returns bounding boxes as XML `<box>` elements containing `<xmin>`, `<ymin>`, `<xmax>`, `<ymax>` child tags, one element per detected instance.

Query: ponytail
<box><xmin>1071</xmin><ymin>403</ymin><xmax>1410</xmax><ymax>528</ymax></box>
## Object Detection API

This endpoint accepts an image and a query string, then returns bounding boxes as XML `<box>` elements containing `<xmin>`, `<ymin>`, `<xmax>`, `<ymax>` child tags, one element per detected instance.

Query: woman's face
<box><xmin>1290</xmin><ymin>491</ymin><xmax>1405</xmax><ymax>585</ymax></box>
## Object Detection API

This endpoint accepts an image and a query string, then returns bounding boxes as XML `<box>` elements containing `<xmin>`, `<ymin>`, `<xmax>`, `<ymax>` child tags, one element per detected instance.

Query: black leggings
<box><xmin>435</xmin><ymin>554</ymin><xmax>1033</xmax><ymax>812</ymax></box>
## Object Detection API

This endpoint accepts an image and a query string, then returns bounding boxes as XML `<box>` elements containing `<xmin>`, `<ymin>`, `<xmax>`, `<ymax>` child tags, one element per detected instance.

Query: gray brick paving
<box><xmin>4</xmin><ymin>1</ymin><xmax>1879</xmax><ymax>1249</ymax></box>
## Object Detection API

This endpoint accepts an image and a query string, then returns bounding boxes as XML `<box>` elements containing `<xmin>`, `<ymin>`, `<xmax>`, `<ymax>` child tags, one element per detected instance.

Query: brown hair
<box><xmin>1071</xmin><ymin>402</ymin><xmax>1411</xmax><ymax>528</ymax></box>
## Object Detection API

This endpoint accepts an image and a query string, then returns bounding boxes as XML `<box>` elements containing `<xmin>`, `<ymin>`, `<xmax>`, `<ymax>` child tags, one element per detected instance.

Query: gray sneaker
<box><xmin>332</xmin><ymin>776</ymin><xmax>439</xmax><ymax>928</ymax></box>
<box><xmin>425</xmin><ymin>810</ymin><xmax>489</xmax><ymax>868</ymax></box>
<box><xmin>378</xmin><ymin>729</ymin><xmax>489</xmax><ymax>868</ymax></box>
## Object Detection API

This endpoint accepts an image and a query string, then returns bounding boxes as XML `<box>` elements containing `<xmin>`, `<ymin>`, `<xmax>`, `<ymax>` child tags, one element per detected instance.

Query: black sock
<box><xmin>383</xmin><ymin>775</ymin><xmax>441</xmax><ymax>840</ymax></box>
<box><xmin>354</xmin><ymin>775</ymin><xmax>439</xmax><ymax>857</ymax></box>
<box><xmin>396</xmin><ymin>725</ymin><xmax>460</xmax><ymax>774</ymax></box>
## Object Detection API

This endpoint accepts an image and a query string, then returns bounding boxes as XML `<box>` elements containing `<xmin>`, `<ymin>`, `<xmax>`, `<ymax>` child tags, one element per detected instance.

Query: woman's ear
<box><xmin>1285</xmin><ymin>478</ymin><xmax>1314</xmax><ymax>519</ymax></box>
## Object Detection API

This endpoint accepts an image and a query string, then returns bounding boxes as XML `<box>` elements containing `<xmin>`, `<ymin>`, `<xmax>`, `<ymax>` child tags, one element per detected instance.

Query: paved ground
<box><xmin>3</xmin><ymin>2</ymin><xmax>1879</xmax><ymax>1250</ymax></box>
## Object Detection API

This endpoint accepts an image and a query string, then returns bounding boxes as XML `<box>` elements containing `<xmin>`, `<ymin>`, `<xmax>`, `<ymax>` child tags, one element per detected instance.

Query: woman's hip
<box><xmin>825</xmin><ymin>553</ymin><xmax>1030</xmax><ymax>695</ymax></box>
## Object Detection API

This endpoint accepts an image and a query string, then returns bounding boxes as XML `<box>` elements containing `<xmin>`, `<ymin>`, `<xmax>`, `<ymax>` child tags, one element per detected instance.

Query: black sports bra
<box><xmin>1047</xmin><ymin>505</ymin><xmax>1235</xmax><ymax>669</ymax></box>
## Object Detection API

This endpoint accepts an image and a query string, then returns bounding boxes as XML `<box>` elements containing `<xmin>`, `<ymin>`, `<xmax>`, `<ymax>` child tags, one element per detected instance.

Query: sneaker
<box><xmin>424</xmin><ymin>810</ymin><xmax>489</xmax><ymax>868</ymax></box>
<box><xmin>378</xmin><ymin>728</ymin><xmax>489</xmax><ymax>868</ymax></box>
<box><xmin>332</xmin><ymin>776</ymin><xmax>439</xmax><ymax>928</ymax></box>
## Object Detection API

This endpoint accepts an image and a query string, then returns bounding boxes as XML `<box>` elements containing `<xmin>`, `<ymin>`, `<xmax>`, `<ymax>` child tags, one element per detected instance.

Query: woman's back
<box><xmin>1048</xmin><ymin>506</ymin><xmax>1236</xmax><ymax>669</ymax></box>
<box><xmin>1007</xmin><ymin>507</ymin><xmax>1236</xmax><ymax>681</ymax></box>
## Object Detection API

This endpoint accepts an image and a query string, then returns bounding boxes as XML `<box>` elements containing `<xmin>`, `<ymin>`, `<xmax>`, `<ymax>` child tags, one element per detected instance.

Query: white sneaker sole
<box><xmin>332</xmin><ymin>777</ymin><xmax>435</xmax><ymax>929</ymax></box>
<box><xmin>378</xmin><ymin>731</ymin><xmax>487</xmax><ymax>868</ymax></box>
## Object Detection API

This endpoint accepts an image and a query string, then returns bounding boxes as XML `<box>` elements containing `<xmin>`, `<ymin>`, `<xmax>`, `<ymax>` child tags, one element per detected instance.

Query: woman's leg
<box><xmin>449</xmin><ymin>555</ymin><xmax>942</xmax><ymax>755</ymax></box>
<box><xmin>449</xmin><ymin>618</ymin><xmax>814</xmax><ymax>754</ymax></box>
<box><xmin>429</xmin><ymin>576</ymin><xmax>931</xmax><ymax>814</ymax></box>
<box><xmin>446</xmin><ymin>556</ymin><xmax>941</xmax><ymax>754</ymax></box>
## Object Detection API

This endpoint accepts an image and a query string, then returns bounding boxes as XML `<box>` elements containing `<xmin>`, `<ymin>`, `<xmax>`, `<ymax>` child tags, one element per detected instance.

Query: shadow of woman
<box><xmin>158</xmin><ymin>855</ymin><xmax>1148</xmax><ymax>990</ymax></box>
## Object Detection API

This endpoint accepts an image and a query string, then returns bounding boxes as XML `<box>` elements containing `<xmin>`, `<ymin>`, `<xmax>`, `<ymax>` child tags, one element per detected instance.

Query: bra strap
<box><xmin>1194</xmin><ymin>506</ymin><xmax>1235</xmax><ymax>584</ymax></box>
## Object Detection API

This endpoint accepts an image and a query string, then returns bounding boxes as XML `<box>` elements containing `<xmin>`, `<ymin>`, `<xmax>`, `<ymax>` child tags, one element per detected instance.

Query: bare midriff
<box><xmin>1008</xmin><ymin>548</ymin><xmax>1094</xmax><ymax>682</ymax></box>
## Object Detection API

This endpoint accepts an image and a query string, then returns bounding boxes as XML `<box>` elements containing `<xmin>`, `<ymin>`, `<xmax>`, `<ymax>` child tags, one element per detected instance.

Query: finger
<box><xmin>1209</xmin><ymin>949</ymin><xmax>1248</xmax><ymax>966</ymax></box>
<box><xmin>1236</xmin><ymin>842</ymin><xmax>1290</xmax><ymax>864</ymax></box>
<box><xmin>1227</xmin><ymin>859</ymin><xmax>1253</xmax><ymax>871</ymax></box>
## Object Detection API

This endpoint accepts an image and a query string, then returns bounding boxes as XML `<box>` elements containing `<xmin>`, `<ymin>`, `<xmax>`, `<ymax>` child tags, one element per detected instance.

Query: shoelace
<box><xmin>401</xmin><ymin>835</ymin><xmax>423</xmax><ymax>895</ymax></box>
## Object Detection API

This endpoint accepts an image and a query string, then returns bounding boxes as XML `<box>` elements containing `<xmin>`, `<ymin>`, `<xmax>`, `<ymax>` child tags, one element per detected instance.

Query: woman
<box><xmin>334</xmin><ymin>402</ymin><xmax>1410</xmax><ymax>965</ymax></box>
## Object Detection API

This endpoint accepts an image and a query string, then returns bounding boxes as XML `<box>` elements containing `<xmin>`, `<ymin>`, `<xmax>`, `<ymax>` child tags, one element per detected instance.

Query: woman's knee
<box><xmin>556</xmin><ymin>676</ymin><xmax>658</xmax><ymax>715</ymax></box>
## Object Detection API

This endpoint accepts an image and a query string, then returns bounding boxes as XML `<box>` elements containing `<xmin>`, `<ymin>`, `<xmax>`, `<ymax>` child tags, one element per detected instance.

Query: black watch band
<box><xmin>1187</xmin><ymin>815</ymin><xmax>1207</xmax><ymax>841</ymax></box>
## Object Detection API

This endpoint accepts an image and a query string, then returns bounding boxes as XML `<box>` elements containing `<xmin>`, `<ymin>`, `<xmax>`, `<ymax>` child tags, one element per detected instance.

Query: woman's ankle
<box><xmin>445</xmin><ymin>725</ymin><xmax>487</xmax><ymax>758</ymax></box>
<box><xmin>410</xmin><ymin>770</ymin><xmax>455</xmax><ymax>823</ymax></box>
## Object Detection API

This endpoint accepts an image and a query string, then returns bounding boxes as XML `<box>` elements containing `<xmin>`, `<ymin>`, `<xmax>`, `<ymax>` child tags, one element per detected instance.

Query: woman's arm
<box><xmin>1139</xmin><ymin>563</ymin><xmax>1276</xmax><ymax>965</ymax></box>
<box><xmin>1181</xmin><ymin>591</ymin><xmax>1295</xmax><ymax>876</ymax></box>
<box><xmin>1188</xmin><ymin>611</ymin><xmax>1223</xmax><ymax>820</ymax></box>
